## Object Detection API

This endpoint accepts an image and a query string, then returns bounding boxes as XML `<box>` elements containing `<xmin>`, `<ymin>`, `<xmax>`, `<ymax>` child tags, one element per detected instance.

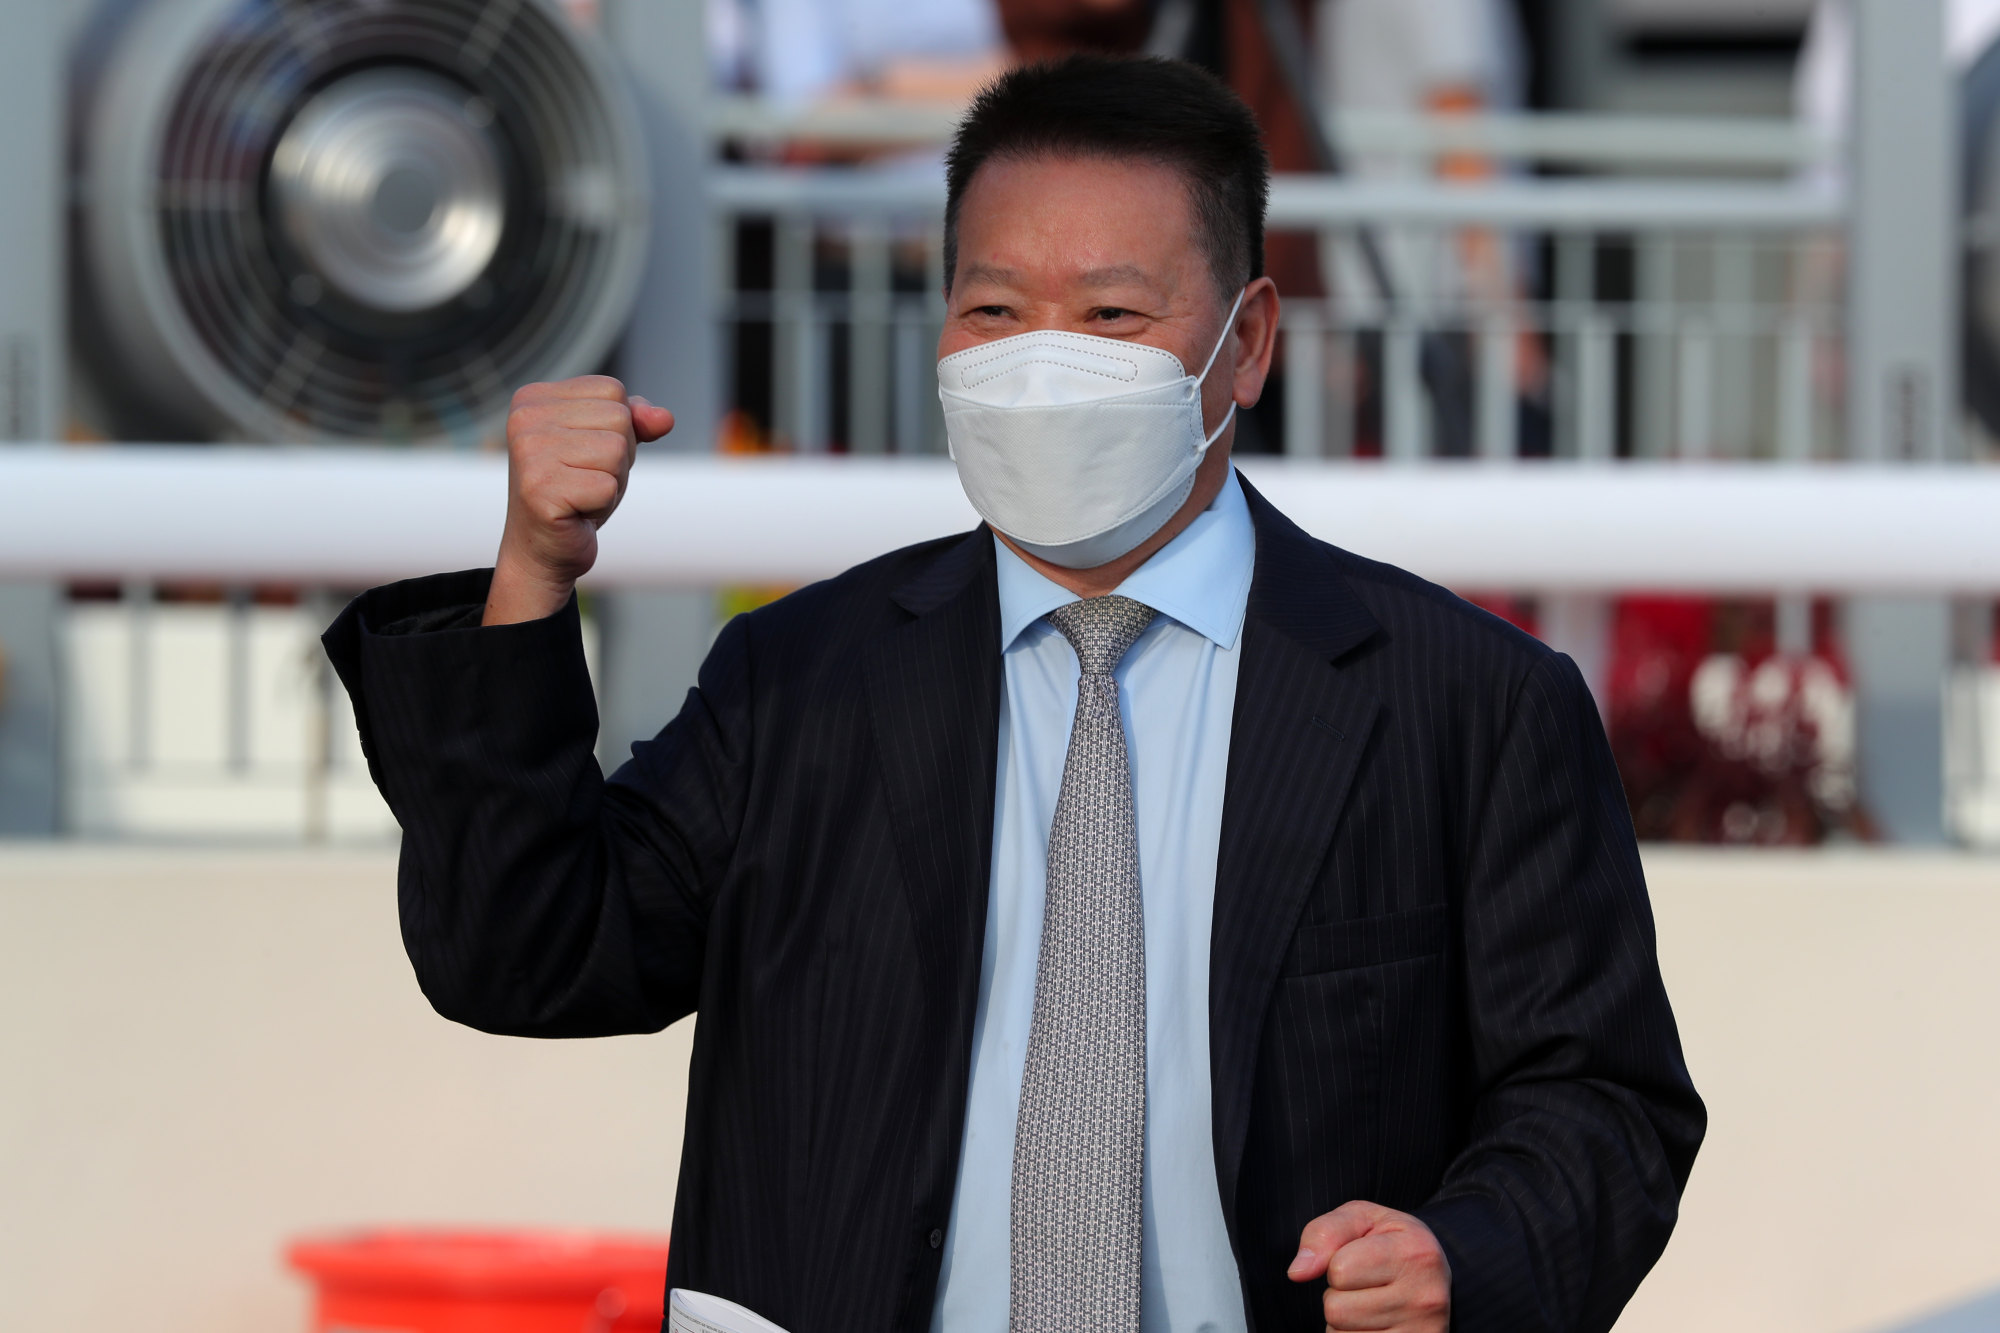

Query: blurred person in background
<box><xmin>707</xmin><ymin>0</ymin><xmax>1008</xmax><ymax>110</ymax></box>
<box><xmin>1002</xmin><ymin>0</ymin><xmax>1154</xmax><ymax>61</ymax></box>
<box><xmin>1314</xmin><ymin>0</ymin><xmax>1525</xmax><ymax>175</ymax></box>
<box><xmin>1140</xmin><ymin>0</ymin><xmax>1544</xmax><ymax>456</ymax></box>
<box><xmin>1314</xmin><ymin>0</ymin><xmax>1547</xmax><ymax>457</ymax></box>
<box><xmin>325</xmin><ymin>55</ymin><xmax>1701</xmax><ymax>1333</ymax></box>
<box><xmin>707</xmin><ymin>0</ymin><xmax>1153</xmax><ymax>116</ymax></box>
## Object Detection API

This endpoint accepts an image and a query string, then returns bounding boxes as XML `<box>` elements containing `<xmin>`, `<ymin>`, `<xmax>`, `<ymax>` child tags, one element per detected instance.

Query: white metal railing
<box><xmin>707</xmin><ymin>165</ymin><xmax>1845</xmax><ymax>465</ymax></box>
<box><xmin>8</xmin><ymin>448</ymin><xmax>2000</xmax><ymax>592</ymax></box>
<box><xmin>6</xmin><ymin>447</ymin><xmax>1999</xmax><ymax>845</ymax></box>
<box><xmin>16</xmin><ymin>103</ymin><xmax>1994</xmax><ymax>845</ymax></box>
<box><xmin>707</xmin><ymin>167</ymin><xmax>1842</xmax><ymax>225</ymax></box>
<box><xmin>1304</xmin><ymin>110</ymin><xmax>1830</xmax><ymax>172</ymax></box>
<box><xmin>52</xmin><ymin>581</ymin><xmax>599</xmax><ymax>844</ymax></box>
<box><xmin>58</xmin><ymin>589</ymin><xmax>394</xmax><ymax>842</ymax></box>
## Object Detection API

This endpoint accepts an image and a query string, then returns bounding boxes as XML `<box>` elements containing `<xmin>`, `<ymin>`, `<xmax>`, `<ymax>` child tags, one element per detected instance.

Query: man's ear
<box><xmin>1233</xmin><ymin>276</ymin><xmax>1282</xmax><ymax>408</ymax></box>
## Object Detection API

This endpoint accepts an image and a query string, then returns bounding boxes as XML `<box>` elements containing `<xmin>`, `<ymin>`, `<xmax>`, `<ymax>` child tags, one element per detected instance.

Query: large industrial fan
<box><xmin>75</xmin><ymin>0</ymin><xmax>650</xmax><ymax>445</ymax></box>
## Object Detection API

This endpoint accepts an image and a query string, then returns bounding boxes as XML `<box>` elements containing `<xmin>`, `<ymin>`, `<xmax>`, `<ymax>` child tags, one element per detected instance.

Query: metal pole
<box><xmin>604</xmin><ymin>0</ymin><xmax>720</xmax><ymax>449</ymax></box>
<box><xmin>1634</xmin><ymin>235</ymin><xmax>1675</xmax><ymax>460</ymax></box>
<box><xmin>1846</xmin><ymin>0</ymin><xmax>1957</xmax><ymax>842</ymax></box>
<box><xmin>1282</xmin><ymin>306</ymin><xmax>1325</xmax><ymax>458</ymax></box>
<box><xmin>1848</xmin><ymin>0</ymin><xmax>1957</xmax><ymax>462</ymax></box>
<box><xmin>848</xmin><ymin>220</ymin><xmax>892</xmax><ymax>455</ymax></box>
<box><xmin>1848</xmin><ymin>598</ymin><xmax>1952</xmax><ymax>844</ymax></box>
<box><xmin>0</xmin><ymin>0</ymin><xmax>63</xmax><ymax>834</ymax></box>
<box><xmin>1539</xmin><ymin>594</ymin><xmax>1611</xmax><ymax>722</ymax></box>
<box><xmin>598</xmin><ymin>0</ymin><xmax>722</xmax><ymax>769</ymax></box>
<box><xmin>1477</xmin><ymin>312</ymin><xmax>1518</xmax><ymax>461</ymax></box>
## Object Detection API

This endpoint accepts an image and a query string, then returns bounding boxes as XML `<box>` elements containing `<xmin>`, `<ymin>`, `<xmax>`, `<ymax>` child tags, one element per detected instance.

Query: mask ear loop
<box><xmin>1194</xmin><ymin>286</ymin><xmax>1249</xmax><ymax>452</ymax></box>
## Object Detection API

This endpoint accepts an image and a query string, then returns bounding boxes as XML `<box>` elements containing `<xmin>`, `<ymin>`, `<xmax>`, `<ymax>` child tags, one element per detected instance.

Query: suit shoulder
<box><xmin>1324</xmin><ymin>540</ymin><xmax>1556</xmax><ymax>672</ymax></box>
<box><xmin>726</xmin><ymin>529</ymin><xmax>977</xmax><ymax>651</ymax></box>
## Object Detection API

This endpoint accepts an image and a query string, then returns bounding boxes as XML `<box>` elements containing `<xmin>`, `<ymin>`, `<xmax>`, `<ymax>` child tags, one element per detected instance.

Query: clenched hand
<box><xmin>1289</xmin><ymin>1201</ymin><xmax>1451</xmax><ymax>1333</ymax></box>
<box><xmin>483</xmin><ymin>375</ymin><xmax>674</xmax><ymax>626</ymax></box>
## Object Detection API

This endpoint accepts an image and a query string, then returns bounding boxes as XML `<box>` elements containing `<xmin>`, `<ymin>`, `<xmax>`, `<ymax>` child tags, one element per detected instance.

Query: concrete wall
<box><xmin>0</xmin><ymin>846</ymin><xmax>691</xmax><ymax>1332</ymax></box>
<box><xmin>1</xmin><ymin>846</ymin><xmax>1997</xmax><ymax>1333</ymax></box>
<box><xmin>1622</xmin><ymin>850</ymin><xmax>2000</xmax><ymax>1333</ymax></box>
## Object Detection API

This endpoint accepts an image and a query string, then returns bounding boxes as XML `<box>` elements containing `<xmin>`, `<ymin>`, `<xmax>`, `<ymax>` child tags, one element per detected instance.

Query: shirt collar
<box><xmin>993</xmin><ymin>466</ymin><xmax>1256</xmax><ymax>652</ymax></box>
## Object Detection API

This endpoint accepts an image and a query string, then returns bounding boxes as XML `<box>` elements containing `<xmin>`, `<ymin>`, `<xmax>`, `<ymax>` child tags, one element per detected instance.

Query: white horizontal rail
<box><xmin>708</xmin><ymin>166</ymin><xmax>1844</xmax><ymax>231</ymax></box>
<box><xmin>708</xmin><ymin>165</ymin><xmax>943</xmax><ymax>215</ymax></box>
<box><xmin>1324</xmin><ymin>110</ymin><xmax>1829</xmax><ymax>169</ymax></box>
<box><xmin>708</xmin><ymin>94</ymin><xmax>965</xmax><ymax>146</ymax></box>
<box><xmin>1262</xmin><ymin>177</ymin><xmax>1842</xmax><ymax>232</ymax></box>
<box><xmin>706</xmin><ymin>97</ymin><xmax>1830</xmax><ymax>169</ymax></box>
<box><xmin>4</xmin><ymin>448</ymin><xmax>1998</xmax><ymax>594</ymax></box>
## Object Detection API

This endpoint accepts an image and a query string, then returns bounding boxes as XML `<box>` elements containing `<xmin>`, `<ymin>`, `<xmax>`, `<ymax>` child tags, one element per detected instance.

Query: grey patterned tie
<box><xmin>1010</xmin><ymin>594</ymin><xmax>1157</xmax><ymax>1333</ymax></box>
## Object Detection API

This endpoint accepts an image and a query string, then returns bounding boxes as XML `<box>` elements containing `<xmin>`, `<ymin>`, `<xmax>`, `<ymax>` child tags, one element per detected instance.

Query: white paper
<box><xmin>668</xmin><ymin>1288</ymin><xmax>792</xmax><ymax>1333</ymax></box>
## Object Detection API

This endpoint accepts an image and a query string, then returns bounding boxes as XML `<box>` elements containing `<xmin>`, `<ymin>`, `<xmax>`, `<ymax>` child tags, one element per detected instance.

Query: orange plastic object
<box><xmin>286</xmin><ymin>1228</ymin><xmax>670</xmax><ymax>1333</ymax></box>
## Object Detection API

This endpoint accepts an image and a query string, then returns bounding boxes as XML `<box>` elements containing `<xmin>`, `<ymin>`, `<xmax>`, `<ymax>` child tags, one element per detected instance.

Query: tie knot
<box><xmin>1045</xmin><ymin>595</ymin><xmax>1157</xmax><ymax>676</ymax></box>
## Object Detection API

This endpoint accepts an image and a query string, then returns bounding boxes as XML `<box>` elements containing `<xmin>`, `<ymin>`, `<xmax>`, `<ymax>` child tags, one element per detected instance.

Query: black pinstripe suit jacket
<box><xmin>324</xmin><ymin>477</ymin><xmax>1703</xmax><ymax>1333</ymax></box>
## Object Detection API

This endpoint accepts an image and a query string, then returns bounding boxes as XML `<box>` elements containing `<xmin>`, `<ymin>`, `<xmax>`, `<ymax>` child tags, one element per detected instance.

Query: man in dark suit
<box><xmin>326</xmin><ymin>56</ymin><xmax>1701</xmax><ymax>1333</ymax></box>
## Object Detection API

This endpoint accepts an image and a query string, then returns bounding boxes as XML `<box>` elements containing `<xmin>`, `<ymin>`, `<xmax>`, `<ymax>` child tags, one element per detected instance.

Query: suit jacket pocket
<box><xmin>1281</xmin><ymin>902</ymin><xmax>1448</xmax><ymax>976</ymax></box>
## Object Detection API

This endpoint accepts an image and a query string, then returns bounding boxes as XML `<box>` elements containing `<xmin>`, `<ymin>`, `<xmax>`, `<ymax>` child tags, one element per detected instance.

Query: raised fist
<box><xmin>484</xmin><ymin>375</ymin><xmax>674</xmax><ymax>625</ymax></box>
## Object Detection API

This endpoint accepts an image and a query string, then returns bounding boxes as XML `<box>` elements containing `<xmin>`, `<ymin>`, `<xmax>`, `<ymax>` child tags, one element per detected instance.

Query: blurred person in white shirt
<box><xmin>708</xmin><ymin>0</ymin><xmax>1008</xmax><ymax>108</ymax></box>
<box><xmin>1315</xmin><ymin>0</ymin><xmax>1523</xmax><ymax>177</ymax></box>
<box><xmin>707</xmin><ymin>0</ymin><xmax>1151</xmax><ymax>117</ymax></box>
<box><xmin>1312</xmin><ymin>0</ymin><xmax>1542</xmax><ymax>454</ymax></box>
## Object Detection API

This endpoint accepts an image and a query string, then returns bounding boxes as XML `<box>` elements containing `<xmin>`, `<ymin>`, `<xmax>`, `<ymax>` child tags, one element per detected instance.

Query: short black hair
<box><xmin>943</xmin><ymin>56</ymin><xmax>1270</xmax><ymax>299</ymax></box>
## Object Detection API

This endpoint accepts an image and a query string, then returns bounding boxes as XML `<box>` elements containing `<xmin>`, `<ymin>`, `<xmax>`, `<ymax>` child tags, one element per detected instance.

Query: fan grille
<box><xmin>150</xmin><ymin>0</ymin><xmax>643</xmax><ymax>443</ymax></box>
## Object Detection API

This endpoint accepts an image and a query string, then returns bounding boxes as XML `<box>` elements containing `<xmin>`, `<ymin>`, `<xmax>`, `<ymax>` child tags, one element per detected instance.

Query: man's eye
<box><xmin>976</xmin><ymin>306</ymin><xmax>1009</xmax><ymax>318</ymax></box>
<box><xmin>1094</xmin><ymin>308</ymin><xmax>1131</xmax><ymax>321</ymax></box>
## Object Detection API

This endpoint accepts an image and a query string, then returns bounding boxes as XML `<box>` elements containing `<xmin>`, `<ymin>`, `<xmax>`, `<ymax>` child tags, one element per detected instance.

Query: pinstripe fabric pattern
<box><xmin>324</xmin><ymin>476</ymin><xmax>1702</xmax><ymax>1333</ymax></box>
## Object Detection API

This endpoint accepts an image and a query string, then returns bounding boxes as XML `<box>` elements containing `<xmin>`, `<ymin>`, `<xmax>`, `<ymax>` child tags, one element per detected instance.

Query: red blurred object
<box><xmin>287</xmin><ymin>1229</ymin><xmax>669</xmax><ymax>1333</ymax></box>
<box><xmin>1605</xmin><ymin>596</ymin><xmax>1872</xmax><ymax>843</ymax></box>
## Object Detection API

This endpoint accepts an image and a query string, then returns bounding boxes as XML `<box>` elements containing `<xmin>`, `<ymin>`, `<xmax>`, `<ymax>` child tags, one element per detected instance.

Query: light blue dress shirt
<box><xmin>931</xmin><ymin>468</ymin><xmax>1255</xmax><ymax>1333</ymax></box>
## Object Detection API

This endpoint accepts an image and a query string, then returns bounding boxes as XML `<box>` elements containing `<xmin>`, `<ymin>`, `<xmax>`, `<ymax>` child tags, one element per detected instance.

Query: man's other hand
<box><xmin>1288</xmin><ymin>1201</ymin><xmax>1450</xmax><ymax>1333</ymax></box>
<box><xmin>484</xmin><ymin>376</ymin><xmax>674</xmax><ymax>626</ymax></box>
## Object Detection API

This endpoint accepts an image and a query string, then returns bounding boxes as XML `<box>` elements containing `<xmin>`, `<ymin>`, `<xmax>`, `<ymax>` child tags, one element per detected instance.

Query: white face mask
<box><xmin>937</xmin><ymin>288</ymin><xmax>1245</xmax><ymax>569</ymax></box>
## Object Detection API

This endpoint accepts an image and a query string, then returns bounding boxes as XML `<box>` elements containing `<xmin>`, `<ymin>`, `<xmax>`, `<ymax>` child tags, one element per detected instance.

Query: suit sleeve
<box><xmin>322</xmin><ymin>568</ymin><xmax>753</xmax><ymax>1037</ymax></box>
<box><xmin>1416</xmin><ymin>651</ymin><xmax>1706</xmax><ymax>1333</ymax></box>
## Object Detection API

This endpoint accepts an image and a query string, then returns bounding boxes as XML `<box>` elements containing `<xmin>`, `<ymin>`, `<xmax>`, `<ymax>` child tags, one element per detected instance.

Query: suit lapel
<box><xmin>868</xmin><ymin>531</ymin><xmax>1002</xmax><ymax>1017</ymax></box>
<box><xmin>1209</xmin><ymin>478</ymin><xmax>1383</xmax><ymax>1219</ymax></box>
<box><xmin>866</xmin><ymin>528</ymin><xmax>1002</xmax><ymax>1319</ymax></box>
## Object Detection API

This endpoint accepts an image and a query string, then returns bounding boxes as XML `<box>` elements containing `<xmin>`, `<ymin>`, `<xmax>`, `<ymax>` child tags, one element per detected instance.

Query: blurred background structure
<box><xmin>1</xmin><ymin>1</ymin><xmax>1997</xmax><ymax>1330</ymax></box>
<box><xmin>1</xmin><ymin>0</ymin><xmax>1996</xmax><ymax>848</ymax></box>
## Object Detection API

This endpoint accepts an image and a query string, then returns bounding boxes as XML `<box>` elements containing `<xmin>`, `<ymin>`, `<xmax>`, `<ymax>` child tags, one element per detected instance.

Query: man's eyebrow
<box><xmin>957</xmin><ymin>262</ymin><xmax>1020</xmax><ymax>287</ymax></box>
<box><xmin>1075</xmin><ymin>264</ymin><xmax>1156</xmax><ymax>287</ymax></box>
<box><xmin>955</xmin><ymin>262</ymin><xmax>1162</xmax><ymax>289</ymax></box>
